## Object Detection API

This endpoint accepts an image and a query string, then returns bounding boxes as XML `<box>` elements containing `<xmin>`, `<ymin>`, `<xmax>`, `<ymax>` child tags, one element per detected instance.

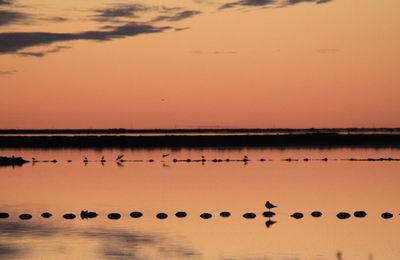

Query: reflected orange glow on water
<box><xmin>0</xmin><ymin>148</ymin><xmax>400</xmax><ymax>259</ymax></box>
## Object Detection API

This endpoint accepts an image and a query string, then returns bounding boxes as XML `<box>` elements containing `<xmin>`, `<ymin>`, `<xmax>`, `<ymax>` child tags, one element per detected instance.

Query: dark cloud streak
<box><xmin>220</xmin><ymin>0</ymin><xmax>274</xmax><ymax>9</ymax></box>
<box><xmin>219</xmin><ymin>0</ymin><xmax>333</xmax><ymax>10</ymax></box>
<box><xmin>152</xmin><ymin>10</ymin><xmax>201</xmax><ymax>22</ymax></box>
<box><xmin>0</xmin><ymin>0</ymin><xmax>11</xmax><ymax>5</ymax></box>
<box><xmin>0</xmin><ymin>10</ymin><xmax>27</xmax><ymax>26</ymax></box>
<box><xmin>18</xmin><ymin>45</ymin><xmax>70</xmax><ymax>57</ymax></box>
<box><xmin>94</xmin><ymin>4</ymin><xmax>149</xmax><ymax>22</ymax></box>
<box><xmin>0</xmin><ymin>69</ymin><xmax>17</xmax><ymax>75</ymax></box>
<box><xmin>0</xmin><ymin>22</ymin><xmax>170</xmax><ymax>55</ymax></box>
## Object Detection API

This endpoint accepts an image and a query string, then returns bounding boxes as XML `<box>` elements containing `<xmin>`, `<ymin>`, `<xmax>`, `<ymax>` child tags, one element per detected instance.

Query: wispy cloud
<box><xmin>18</xmin><ymin>45</ymin><xmax>70</xmax><ymax>57</ymax></box>
<box><xmin>175</xmin><ymin>27</ymin><xmax>190</xmax><ymax>31</ymax></box>
<box><xmin>40</xmin><ymin>16</ymin><xmax>68</xmax><ymax>23</ymax></box>
<box><xmin>219</xmin><ymin>0</ymin><xmax>333</xmax><ymax>10</ymax></box>
<box><xmin>284</xmin><ymin>0</ymin><xmax>332</xmax><ymax>6</ymax></box>
<box><xmin>94</xmin><ymin>4</ymin><xmax>149</xmax><ymax>22</ymax></box>
<box><xmin>192</xmin><ymin>50</ymin><xmax>237</xmax><ymax>54</ymax></box>
<box><xmin>152</xmin><ymin>10</ymin><xmax>202</xmax><ymax>22</ymax></box>
<box><xmin>0</xmin><ymin>10</ymin><xmax>28</xmax><ymax>26</ymax></box>
<box><xmin>0</xmin><ymin>69</ymin><xmax>17</xmax><ymax>75</ymax></box>
<box><xmin>220</xmin><ymin>0</ymin><xmax>274</xmax><ymax>9</ymax></box>
<box><xmin>0</xmin><ymin>0</ymin><xmax>11</xmax><ymax>5</ymax></box>
<box><xmin>0</xmin><ymin>22</ymin><xmax>170</xmax><ymax>55</ymax></box>
<box><xmin>317</xmin><ymin>48</ymin><xmax>339</xmax><ymax>54</ymax></box>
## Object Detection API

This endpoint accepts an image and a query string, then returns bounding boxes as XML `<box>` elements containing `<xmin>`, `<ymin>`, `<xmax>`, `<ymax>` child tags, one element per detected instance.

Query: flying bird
<box><xmin>162</xmin><ymin>153</ymin><xmax>170</xmax><ymax>158</ymax></box>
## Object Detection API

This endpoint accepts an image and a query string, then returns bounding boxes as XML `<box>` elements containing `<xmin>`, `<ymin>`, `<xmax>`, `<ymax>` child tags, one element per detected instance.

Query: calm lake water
<box><xmin>1</xmin><ymin>147</ymin><xmax>400</xmax><ymax>259</ymax></box>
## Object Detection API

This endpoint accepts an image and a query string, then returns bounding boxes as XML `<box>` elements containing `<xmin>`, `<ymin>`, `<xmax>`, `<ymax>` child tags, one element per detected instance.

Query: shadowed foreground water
<box><xmin>0</xmin><ymin>147</ymin><xmax>400</xmax><ymax>259</ymax></box>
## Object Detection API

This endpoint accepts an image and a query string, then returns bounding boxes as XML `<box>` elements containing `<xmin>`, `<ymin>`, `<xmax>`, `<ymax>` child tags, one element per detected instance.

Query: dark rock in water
<box><xmin>381</xmin><ymin>212</ymin><xmax>393</xmax><ymax>219</ymax></box>
<box><xmin>175</xmin><ymin>211</ymin><xmax>187</xmax><ymax>218</ymax></box>
<box><xmin>200</xmin><ymin>213</ymin><xmax>212</xmax><ymax>219</ymax></box>
<box><xmin>63</xmin><ymin>213</ymin><xmax>76</xmax><ymax>220</ymax></box>
<box><xmin>41</xmin><ymin>212</ymin><xmax>52</xmax><ymax>218</ymax></box>
<box><xmin>337</xmin><ymin>212</ymin><xmax>351</xmax><ymax>219</ymax></box>
<box><xmin>130</xmin><ymin>212</ymin><xmax>143</xmax><ymax>218</ymax></box>
<box><xmin>80</xmin><ymin>210</ymin><xmax>98</xmax><ymax>219</ymax></box>
<box><xmin>311</xmin><ymin>211</ymin><xmax>323</xmax><ymax>218</ymax></box>
<box><xmin>354</xmin><ymin>211</ymin><xmax>367</xmax><ymax>218</ymax></box>
<box><xmin>291</xmin><ymin>213</ymin><xmax>304</xmax><ymax>219</ymax></box>
<box><xmin>86</xmin><ymin>212</ymin><xmax>98</xmax><ymax>218</ymax></box>
<box><xmin>0</xmin><ymin>156</ymin><xmax>29</xmax><ymax>167</ymax></box>
<box><xmin>263</xmin><ymin>211</ymin><xmax>276</xmax><ymax>218</ymax></box>
<box><xmin>219</xmin><ymin>212</ymin><xmax>231</xmax><ymax>217</ymax></box>
<box><xmin>243</xmin><ymin>213</ymin><xmax>256</xmax><ymax>219</ymax></box>
<box><xmin>156</xmin><ymin>213</ymin><xmax>168</xmax><ymax>219</ymax></box>
<box><xmin>19</xmin><ymin>214</ymin><xmax>32</xmax><ymax>220</ymax></box>
<box><xmin>108</xmin><ymin>213</ymin><xmax>121</xmax><ymax>220</ymax></box>
<box><xmin>265</xmin><ymin>220</ymin><xmax>276</xmax><ymax>228</ymax></box>
<box><xmin>0</xmin><ymin>213</ymin><xmax>10</xmax><ymax>218</ymax></box>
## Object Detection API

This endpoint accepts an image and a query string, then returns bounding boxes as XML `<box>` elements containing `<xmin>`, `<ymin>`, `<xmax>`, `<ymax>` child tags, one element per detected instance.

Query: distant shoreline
<box><xmin>0</xmin><ymin>128</ymin><xmax>399</xmax><ymax>135</ymax></box>
<box><xmin>1</xmin><ymin>133</ymin><xmax>400</xmax><ymax>148</ymax></box>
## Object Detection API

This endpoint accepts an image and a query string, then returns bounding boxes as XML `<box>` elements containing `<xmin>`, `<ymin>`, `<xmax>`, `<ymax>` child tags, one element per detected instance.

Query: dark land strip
<box><xmin>1</xmin><ymin>134</ymin><xmax>400</xmax><ymax>148</ymax></box>
<box><xmin>1</xmin><ymin>128</ymin><xmax>399</xmax><ymax>135</ymax></box>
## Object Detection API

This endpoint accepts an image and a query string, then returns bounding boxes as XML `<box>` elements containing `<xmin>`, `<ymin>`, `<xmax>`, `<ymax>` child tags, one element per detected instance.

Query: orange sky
<box><xmin>0</xmin><ymin>0</ymin><xmax>399</xmax><ymax>129</ymax></box>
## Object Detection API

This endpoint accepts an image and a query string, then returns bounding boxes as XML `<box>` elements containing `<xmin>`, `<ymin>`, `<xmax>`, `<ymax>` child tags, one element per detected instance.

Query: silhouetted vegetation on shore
<box><xmin>0</xmin><ymin>156</ymin><xmax>29</xmax><ymax>166</ymax></box>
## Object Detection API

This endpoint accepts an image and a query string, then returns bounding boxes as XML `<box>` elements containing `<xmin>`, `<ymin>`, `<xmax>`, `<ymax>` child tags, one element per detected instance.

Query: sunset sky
<box><xmin>0</xmin><ymin>0</ymin><xmax>399</xmax><ymax>129</ymax></box>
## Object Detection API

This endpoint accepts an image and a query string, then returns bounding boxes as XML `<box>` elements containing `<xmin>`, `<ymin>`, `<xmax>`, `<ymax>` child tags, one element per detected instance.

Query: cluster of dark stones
<box><xmin>0</xmin><ymin>207</ymin><xmax>398</xmax><ymax>221</ymax></box>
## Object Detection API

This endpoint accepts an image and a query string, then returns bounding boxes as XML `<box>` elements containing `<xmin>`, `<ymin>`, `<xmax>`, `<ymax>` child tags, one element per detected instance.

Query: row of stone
<box><xmin>0</xmin><ymin>211</ymin><xmax>274</xmax><ymax>220</ymax></box>
<box><xmin>290</xmin><ymin>211</ymin><xmax>396</xmax><ymax>219</ymax></box>
<box><xmin>0</xmin><ymin>211</ymin><xmax>397</xmax><ymax>220</ymax></box>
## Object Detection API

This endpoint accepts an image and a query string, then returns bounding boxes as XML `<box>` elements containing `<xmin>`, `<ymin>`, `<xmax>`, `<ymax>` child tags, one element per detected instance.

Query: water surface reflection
<box><xmin>0</xmin><ymin>147</ymin><xmax>399</xmax><ymax>259</ymax></box>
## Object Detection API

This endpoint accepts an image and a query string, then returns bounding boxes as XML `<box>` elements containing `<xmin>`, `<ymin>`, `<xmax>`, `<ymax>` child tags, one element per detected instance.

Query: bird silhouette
<box><xmin>115</xmin><ymin>154</ymin><xmax>124</xmax><ymax>161</ymax></box>
<box><xmin>265</xmin><ymin>201</ymin><xmax>277</xmax><ymax>210</ymax></box>
<box><xmin>83</xmin><ymin>157</ymin><xmax>88</xmax><ymax>163</ymax></box>
<box><xmin>162</xmin><ymin>153</ymin><xmax>170</xmax><ymax>158</ymax></box>
<box><xmin>100</xmin><ymin>156</ymin><xmax>106</xmax><ymax>162</ymax></box>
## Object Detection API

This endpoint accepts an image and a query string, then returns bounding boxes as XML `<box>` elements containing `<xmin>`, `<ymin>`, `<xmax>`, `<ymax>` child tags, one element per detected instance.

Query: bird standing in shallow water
<box><xmin>265</xmin><ymin>201</ymin><xmax>277</xmax><ymax>211</ymax></box>
<box><xmin>115</xmin><ymin>154</ymin><xmax>124</xmax><ymax>161</ymax></box>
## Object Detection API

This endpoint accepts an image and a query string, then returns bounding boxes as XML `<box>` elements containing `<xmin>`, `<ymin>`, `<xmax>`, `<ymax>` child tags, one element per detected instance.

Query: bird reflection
<box><xmin>116</xmin><ymin>161</ymin><xmax>124</xmax><ymax>167</ymax></box>
<box><xmin>265</xmin><ymin>219</ymin><xmax>276</xmax><ymax>228</ymax></box>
